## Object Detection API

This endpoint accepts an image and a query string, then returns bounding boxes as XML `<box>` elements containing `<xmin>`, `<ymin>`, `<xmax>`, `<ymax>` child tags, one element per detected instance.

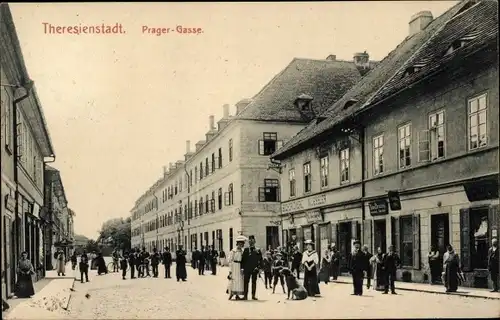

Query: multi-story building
<box><xmin>1</xmin><ymin>3</ymin><xmax>56</xmax><ymax>298</ymax></box>
<box><xmin>131</xmin><ymin>54</ymin><xmax>376</xmax><ymax>255</ymax></box>
<box><xmin>43</xmin><ymin>165</ymin><xmax>73</xmax><ymax>268</ymax></box>
<box><xmin>272</xmin><ymin>0</ymin><xmax>499</xmax><ymax>289</ymax></box>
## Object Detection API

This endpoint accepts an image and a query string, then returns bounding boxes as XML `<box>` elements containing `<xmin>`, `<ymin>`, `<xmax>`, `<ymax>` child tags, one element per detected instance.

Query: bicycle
<box><xmin>107</xmin><ymin>260</ymin><xmax>120</xmax><ymax>273</ymax></box>
<box><xmin>137</xmin><ymin>262</ymin><xmax>151</xmax><ymax>278</ymax></box>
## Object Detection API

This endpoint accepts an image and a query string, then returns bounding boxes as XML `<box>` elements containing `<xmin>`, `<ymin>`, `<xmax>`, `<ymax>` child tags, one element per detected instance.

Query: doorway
<box><xmin>373</xmin><ymin>219</ymin><xmax>387</xmax><ymax>253</ymax></box>
<box><xmin>431</xmin><ymin>213</ymin><xmax>449</xmax><ymax>255</ymax></box>
<box><xmin>338</xmin><ymin>221</ymin><xmax>352</xmax><ymax>272</ymax></box>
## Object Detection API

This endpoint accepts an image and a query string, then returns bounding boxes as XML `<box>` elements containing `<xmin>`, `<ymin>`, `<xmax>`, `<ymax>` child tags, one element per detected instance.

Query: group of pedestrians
<box><xmin>191</xmin><ymin>245</ymin><xmax>222</xmax><ymax>276</ymax></box>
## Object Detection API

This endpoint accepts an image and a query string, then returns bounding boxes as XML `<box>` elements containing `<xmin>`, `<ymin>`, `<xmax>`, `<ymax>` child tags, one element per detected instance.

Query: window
<box><xmin>211</xmin><ymin>153</ymin><xmax>216</xmax><ymax>173</ymax></box>
<box><xmin>205</xmin><ymin>195</ymin><xmax>209</xmax><ymax>213</ymax></box>
<box><xmin>259</xmin><ymin>179</ymin><xmax>280</xmax><ymax>202</ymax></box>
<box><xmin>199</xmin><ymin>197</ymin><xmax>204</xmax><ymax>214</ymax></box>
<box><xmin>225</xmin><ymin>183</ymin><xmax>234</xmax><ymax>206</ymax></box>
<box><xmin>205</xmin><ymin>157</ymin><xmax>209</xmax><ymax>176</ymax></box>
<box><xmin>398</xmin><ymin>123</ymin><xmax>411</xmax><ymax>169</ymax></box>
<box><xmin>266</xmin><ymin>226</ymin><xmax>280</xmax><ymax>250</ymax></box>
<box><xmin>340</xmin><ymin>148</ymin><xmax>350</xmax><ymax>183</ymax></box>
<box><xmin>194</xmin><ymin>166</ymin><xmax>198</xmax><ymax>183</ymax></box>
<box><xmin>420</xmin><ymin>111</ymin><xmax>446</xmax><ymax>162</ymax></box>
<box><xmin>189</xmin><ymin>170</ymin><xmax>193</xmax><ymax>186</ymax></box>
<box><xmin>303</xmin><ymin>162</ymin><xmax>311</xmax><ymax>193</ymax></box>
<box><xmin>211</xmin><ymin>191</ymin><xmax>215</xmax><ymax>212</ymax></box>
<box><xmin>320</xmin><ymin>155</ymin><xmax>329</xmax><ymax>188</ymax></box>
<box><xmin>218</xmin><ymin>148</ymin><xmax>223</xmax><ymax>168</ymax></box>
<box><xmin>470</xmin><ymin>208</ymin><xmax>489</xmax><ymax>269</ymax></box>
<box><xmin>373</xmin><ymin>135</ymin><xmax>384</xmax><ymax>175</ymax></box>
<box><xmin>175</xmin><ymin>181</ymin><xmax>178</xmax><ymax>195</ymax></box>
<box><xmin>468</xmin><ymin>93</ymin><xmax>488</xmax><ymax>150</ymax></box>
<box><xmin>194</xmin><ymin>200</ymin><xmax>198</xmax><ymax>217</ymax></box>
<box><xmin>288</xmin><ymin>169</ymin><xmax>296</xmax><ymax>197</ymax></box>
<box><xmin>179</xmin><ymin>177</ymin><xmax>183</xmax><ymax>192</ymax></box>
<box><xmin>200</xmin><ymin>162</ymin><xmax>204</xmax><ymax>179</ymax></box>
<box><xmin>218</xmin><ymin>188</ymin><xmax>223</xmax><ymax>210</ymax></box>
<box><xmin>400</xmin><ymin>216</ymin><xmax>413</xmax><ymax>267</ymax></box>
<box><xmin>229</xmin><ymin>139</ymin><xmax>233</xmax><ymax>162</ymax></box>
<box><xmin>258</xmin><ymin>132</ymin><xmax>283</xmax><ymax>156</ymax></box>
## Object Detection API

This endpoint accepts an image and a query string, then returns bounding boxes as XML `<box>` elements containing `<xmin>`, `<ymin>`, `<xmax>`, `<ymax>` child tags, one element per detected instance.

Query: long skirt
<box><xmin>97</xmin><ymin>259</ymin><xmax>107</xmax><ymax>274</ymax></box>
<box><xmin>56</xmin><ymin>260</ymin><xmax>65</xmax><ymax>274</ymax></box>
<box><xmin>443</xmin><ymin>263</ymin><xmax>459</xmax><ymax>292</ymax></box>
<box><xmin>228</xmin><ymin>263</ymin><xmax>245</xmax><ymax>295</ymax></box>
<box><xmin>176</xmin><ymin>263</ymin><xmax>187</xmax><ymax>280</ymax></box>
<box><xmin>373</xmin><ymin>264</ymin><xmax>385</xmax><ymax>291</ymax></box>
<box><xmin>318</xmin><ymin>265</ymin><xmax>330</xmax><ymax>283</ymax></box>
<box><xmin>303</xmin><ymin>267</ymin><xmax>320</xmax><ymax>296</ymax></box>
<box><xmin>15</xmin><ymin>273</ymin><xmax>35</xmax><ymax>298</ymax></box>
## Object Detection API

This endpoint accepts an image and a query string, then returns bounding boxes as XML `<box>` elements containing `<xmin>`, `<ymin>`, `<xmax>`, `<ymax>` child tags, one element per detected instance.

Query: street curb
<box><xmin>331</xmin><ymin>280</ymin><xmax>500</xmax><ymax>300</ymax></box>
<box><xmin>62</xmin><ymin>278</ymin><xmax>75</xmax><ymax>311</ymax></box>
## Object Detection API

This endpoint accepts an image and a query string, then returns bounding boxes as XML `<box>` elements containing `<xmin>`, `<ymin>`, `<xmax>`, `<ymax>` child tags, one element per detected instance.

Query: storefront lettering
<box><xmin>305</xmin><ymin>210</ymin><xmax>323</xmax><ymax>224</ymax></box>
<box><xmin>369</xmin><ymin>200</ymin><xmax>388</xmax><ymax>216</ymax></box>
<box><xmin>4</xmin><ymin>195</ymin><xmax>15</xmax><ymax>212</ymax></box>
<box><xmin>282</xmin><ymin>193</ymin><xmax>327</xmax><ymax>215</ymax></box>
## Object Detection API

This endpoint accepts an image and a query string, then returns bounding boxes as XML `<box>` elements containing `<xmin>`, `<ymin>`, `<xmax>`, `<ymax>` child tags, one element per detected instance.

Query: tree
<box><xmin>85</xmin><ymin>239</ymin><xmax>99</xmax><ymax>252</ymax></box>
<box><xmin>97</xmin><ymin>217</ymin><xmax>131</xmax><ymax>251</ymax></box>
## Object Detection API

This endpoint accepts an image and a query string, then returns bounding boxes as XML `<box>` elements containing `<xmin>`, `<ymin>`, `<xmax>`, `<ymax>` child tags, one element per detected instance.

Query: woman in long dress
<box><xmin>370</xmin><ymin>247</ymin><xmax>385</xmax><ymax>291</ymax></box>
<box><xmin>318</xmin><ymin>249</ymin><xmax>331</xmax><ymax>284</ymax></box>
<box><xmin>96</xmin><ymin>252</ymin><xmax>108</xmax><ymax>275</ymax></box>
<box><xmin>227</xmin><ymin>235</ymin><xmax>246</xmax><ymax>300</ymax></box>
<box><xmin>15</xmin><ymin>251</ymin><xmax>35</xmax><ymax>298</ymax></box>
<box><xmin>443</xmin><ymin>245</ymin><xmax>461</xmax><ymax>293</ymax></box>
<box><xmin>55</xmin><ymin>248</ymin><xmax>66</xmax><ymax>276</ymax></box>
<box><xmin>302</xmin><ymin>240</ymin><xmax>320</xmax><ymax>297</ymax></box>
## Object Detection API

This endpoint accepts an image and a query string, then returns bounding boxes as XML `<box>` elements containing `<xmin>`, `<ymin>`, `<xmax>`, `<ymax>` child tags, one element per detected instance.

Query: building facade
<box><xmin>272</xmin><ymin>0</ymin><xmax>499</xmax><ymax>288</ymax></box>
<box><xmin>1</xmin><ymin>3</ymin><xmax>56</xmax><ymax>298</ymax></box>
<box><xmin>131</xmin><ymin>55</ymin><xmax>372</xmax><ymax>256</ymax></box>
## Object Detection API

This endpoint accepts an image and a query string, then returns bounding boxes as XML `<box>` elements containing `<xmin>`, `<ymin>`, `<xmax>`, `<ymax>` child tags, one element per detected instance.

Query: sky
<box><xmin>9</xmin><ymin>1</ymin><xmax>457</xmax><ymax>239</ymax></box>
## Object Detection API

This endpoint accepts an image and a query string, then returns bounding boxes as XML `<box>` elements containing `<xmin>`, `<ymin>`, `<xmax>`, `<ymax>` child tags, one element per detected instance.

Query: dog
<box><xmin>280</xmin><ymin>268</ymin><xmax>307</xmax><ymax>300</ymax></box>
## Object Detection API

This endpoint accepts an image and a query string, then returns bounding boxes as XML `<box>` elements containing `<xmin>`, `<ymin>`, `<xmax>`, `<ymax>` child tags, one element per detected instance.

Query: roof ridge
<box><xmin>361</xmin><ymin>0</ymin><xmax>470</xmax><ymax>109</ymax></box>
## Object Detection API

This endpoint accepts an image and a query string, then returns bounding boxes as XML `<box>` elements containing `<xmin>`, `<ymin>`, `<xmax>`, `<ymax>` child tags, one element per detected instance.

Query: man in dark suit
<box><xmin>150</xmin><ymin>248</ymin><xmax>161</xmax><ymax>278</ymax></box>
<box><xmin>128</xmin><ymin>249</ymin><xmax>137</xmax><ymax>279</ymax></box>
<box><xmin>198</xmin><ymin>247</ymin><xmax>206</xmax><ymax>275</ymax></box>
<box><xmin>191</xmin><ymin>248</ymin><xmax>200</xmax><ymax>270</ymax></box>
<box><xmin>362</xmin><ymin>245</ymin><xmax>373</xmax><ymax>289</ymax></box>
<box><xmin>382</xmin><ymin>245</ymin><xmax>401</xmax><ymax>294</ymax></box>
<box><xmin>208</xmin><ymin>245</ymin><xmax>219</xmax><ymax>275</ymax></box>
<box><xmin>162</xmin><ymin>247</ymin><xmax>172</xmax><ymax>278</ymax></box>
<box><xmin>488</xmin><ymin>238</ymin><xmax>499</xmax><ymax>292</ymax></box>
<box><xmin>348</xmin><ymin>240</ymin><xmax>367</xmax><ymax>296</ymax></box>
<box><xmin>241</xmin><ymin>235</ymin><xmax>263</xmax><ymax>300</ymax></box>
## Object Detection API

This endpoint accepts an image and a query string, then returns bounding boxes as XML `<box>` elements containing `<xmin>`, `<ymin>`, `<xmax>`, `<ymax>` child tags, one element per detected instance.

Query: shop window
<box><xmin>259</xmin><ymin>179</ymin><xmax>280</xmax><ymax>202</ymax></box>
<box><xmin>391</xmin><ymin>214</ymin><xmax>421</xmax><ymax>269</ymax></box>
<box><xmin>470</xmin><ymin>208</ymin><xmax>489</xmax><ymax>269</ymax></box>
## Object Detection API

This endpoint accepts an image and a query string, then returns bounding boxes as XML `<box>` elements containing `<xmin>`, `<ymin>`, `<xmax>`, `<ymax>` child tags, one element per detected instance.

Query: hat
<box><xmin>353</xmin><ymin>239</ymin><xmax>361</xmax><ymax>245</ymax></box>
<box><xmin>275</xmin><ymin>252</ymin><xmax>283</xmax><ymax>257</ymax></box>
<box><xmin>235</xmin><ymin>235</ymin><xmax>247</xmax><ymax>243</ymax></box>
<box><xmin>304</xmin><ymin>240</ymin><xmax>314</xmax><ymax>245</ymax></box>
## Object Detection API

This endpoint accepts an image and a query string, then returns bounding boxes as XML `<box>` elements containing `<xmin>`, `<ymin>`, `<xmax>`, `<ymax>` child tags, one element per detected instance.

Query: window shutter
<box><xmin>489</xmin><ymin>205</ymin><xmax>500</xmax><ymax>243</ymax></box>
<box><xmin>363</xmin><ymin>220</ymin><xmax>373</xmax><ymax>253</ymax></box>
<box><xmin>459</xmin><ymin>208</ymin><xmax>471</xmax><ymax>271</ymax></box>
<box><xmin>418</xmin><ymin>130</ymin><xmax>430</xmax><ymax>162</ymax></box>
<box><xmin>224</xmin><ymin>192</ymin><xmax>229</xmax><ymax>206</ymax></box>
<box><xmin>16</xmin><ymin>123</ymin><xmax>23</xmax><ymax>158</ymax></box>
<box><xmin>331</xmin><ymin>223</ymin><xmax>338</xmax><ymax>246</ymax></box>
<box><xmin>412</xmin><ymin>213</ymin><xmax>421</xmax><ymax>270</ymax></box>
<box><xmin>351</xmin><ymin>220</ymin><xmax>359</xmax><ymax>241</ymax></box>
<box><xmin>258</xmin><ymin>140</ymin><xmax>264</xmax><ymax>155</ymax></box>
<box><xmin>392</xmin><ymin>216</ymin><xmax>400</xmax><ymax>254</ymax></box>
<box><xmin>258</xmin><ymin>187</ymin><xmax>265</xmax><ymax>202</ymax></box>
<box><xmin>276</xmin><ymin>140</ymin><xmax>283</xmax><ymax>151</ymax></box>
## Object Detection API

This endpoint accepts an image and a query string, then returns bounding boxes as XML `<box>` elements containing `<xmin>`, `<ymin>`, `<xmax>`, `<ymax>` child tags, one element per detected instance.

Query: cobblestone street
<box><xmin>66</xmin><ymin>264</ymin><xmax>499</xmax><ymax>319</ymax></box>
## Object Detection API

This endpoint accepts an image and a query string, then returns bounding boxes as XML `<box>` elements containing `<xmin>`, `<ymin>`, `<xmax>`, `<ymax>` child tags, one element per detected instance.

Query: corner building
<box><xmin>130</xmin><ymin>55</ymin><xmax>370</xmax><ymax>256</ymax></box>
<box><xmin>272</xmin><ymin>0</ymin><xmax>499</xmax><ymax>289</ymax></box>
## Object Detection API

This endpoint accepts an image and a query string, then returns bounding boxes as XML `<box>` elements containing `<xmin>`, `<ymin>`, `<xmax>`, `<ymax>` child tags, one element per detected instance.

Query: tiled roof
<box><xmin>272</xmin><ymin>0</ymin><xmax>480</xmax><ymax>159</ymax></box>
<box><xmin>369</xmin><ymin>0</ymin><xmax>498</xmax><ymax>105</ymax></box>
<box><xmin>235</xmin><ymin>58</ymin><xmax>367</xmax><ymax>122</ymax></box>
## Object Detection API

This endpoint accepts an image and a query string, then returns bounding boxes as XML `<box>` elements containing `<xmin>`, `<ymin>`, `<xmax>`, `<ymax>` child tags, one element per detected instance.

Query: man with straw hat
<box><xmin>227</xmin><ymin>235</ymin><xmax>247</xmax><ymax>300</ymax></box>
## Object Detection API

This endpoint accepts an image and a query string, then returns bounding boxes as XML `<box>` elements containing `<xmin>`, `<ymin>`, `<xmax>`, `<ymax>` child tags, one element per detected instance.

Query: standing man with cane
<box><xmin>241</xmin><ymin>235</ymin><xmax>263</xmax><ymax>300</ymax></box>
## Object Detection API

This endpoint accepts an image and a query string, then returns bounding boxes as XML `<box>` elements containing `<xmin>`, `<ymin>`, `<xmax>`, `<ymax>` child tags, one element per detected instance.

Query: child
<box><xmin>262</xmin><ymin>251</ymin><xmax>273</xmax><ymax>289</ymax></box>
<box><xmin>272</xmin><ymin>252</ymin><xmax>286</xmax><ymax>294</ymax></box>
<box><xmin>120</xmin><ymin>253</ymin><xmax>129</xmax><ymax>280</ymax></box>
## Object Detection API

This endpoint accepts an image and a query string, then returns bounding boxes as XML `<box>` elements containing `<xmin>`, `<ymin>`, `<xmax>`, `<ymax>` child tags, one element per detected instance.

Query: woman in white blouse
<box><xmin>301</xmin><ymin>240</ymin><xmax>321</xmax><ymax>297</ymax></box>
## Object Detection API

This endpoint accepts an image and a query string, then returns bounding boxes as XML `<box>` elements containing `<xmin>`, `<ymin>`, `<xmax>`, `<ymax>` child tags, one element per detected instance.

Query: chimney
<box><xmin>409</xmin><ymin>11</ymin><xmax>433</xmax><ymax>37</ymax></box>
<box><xmin>209</xmin><ymin>115</ymin><xmax>215</xmax><ymax>130</ymax></box>
<box><xmin>326</xmin><ymin>54</ymin><xmax>336</xmax><ymax>61</ymax></box>
<box><xmin>169</xmin><ymin>162</ymin><xmax>174</xmax><ymax>171</ymax></box>
<box><xmin>185</xmin><ymin>140</ymin><xmax>191</xmax><ymax>154</ymax></box>
<box><xmin>235</xmin><ymin>98</ymin><xmax>252</xmax><ymax>115</ymax></box>
<box><xmin>223</xmin><ymin>104</ymin><xmax>230</xmax><ymax>118</ymax></box>
<box><xmin>195</xmin><ymin>140</ymin><xmax>206</xmax><ymax>152</ymax></box>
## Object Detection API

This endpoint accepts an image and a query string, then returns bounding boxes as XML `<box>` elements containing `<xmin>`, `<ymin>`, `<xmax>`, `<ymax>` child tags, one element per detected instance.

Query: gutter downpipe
<box><xmin>184</xmin><ymin>165</ymin><xmax>191</xmax><ymax>253</ymax></box>
<box><xmin>12</xmin><ymin>81</ymin><xmax>33</xmax><ymax>283</ymax></box>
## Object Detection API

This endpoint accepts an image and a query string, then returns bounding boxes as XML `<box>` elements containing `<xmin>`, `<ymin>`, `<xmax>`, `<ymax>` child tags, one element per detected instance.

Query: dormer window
<box><xmin>445</xmin><ymin>31</ymin><xmax>479</xmax><ymax>55</ymax></box>
<box><xmin>294</xmin><ymin>94</ymin><xmax>313</xmax><ymax>111</ymax></box>
<box><xmin>343</xmin><ymin>98</ymin><xmax>359</xmax><ymax>110</ymax></box>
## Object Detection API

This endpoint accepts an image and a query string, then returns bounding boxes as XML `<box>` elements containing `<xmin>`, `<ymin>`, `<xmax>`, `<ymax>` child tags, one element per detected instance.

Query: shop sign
<box><xmin>305</xmin><ymin>210</ymin><xmax>323</xmax><ymax>224</ymax></box>
<box><xmin>33</xmin><ymin>203</ymin><xmax>40</xmax><ymax>219</ymax></box>
<box><xmin>4</xmin><ymin>195</ymin><xmax>15</xmax><ymax>212</ymax></box>
<box><xmin>369</xmin><ymin>200</ymin><xmax>388</xmax><ymax>216</ymax></box>
<box><xmin>282</xmin><ymin>193</ymin><xmax>327</xmax><ymax>215</ymax></box>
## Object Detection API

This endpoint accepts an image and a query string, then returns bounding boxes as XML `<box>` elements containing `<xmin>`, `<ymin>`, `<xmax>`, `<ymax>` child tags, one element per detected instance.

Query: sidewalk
<box><xmin>45</xmin><ymin>262</ymin><xmax>77</xmax><ymax>280</ymax></box>
<box><xmin>332</xmin><ymin>275</ymin><xmax>500</xmax><ymax>300</ymax></box>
